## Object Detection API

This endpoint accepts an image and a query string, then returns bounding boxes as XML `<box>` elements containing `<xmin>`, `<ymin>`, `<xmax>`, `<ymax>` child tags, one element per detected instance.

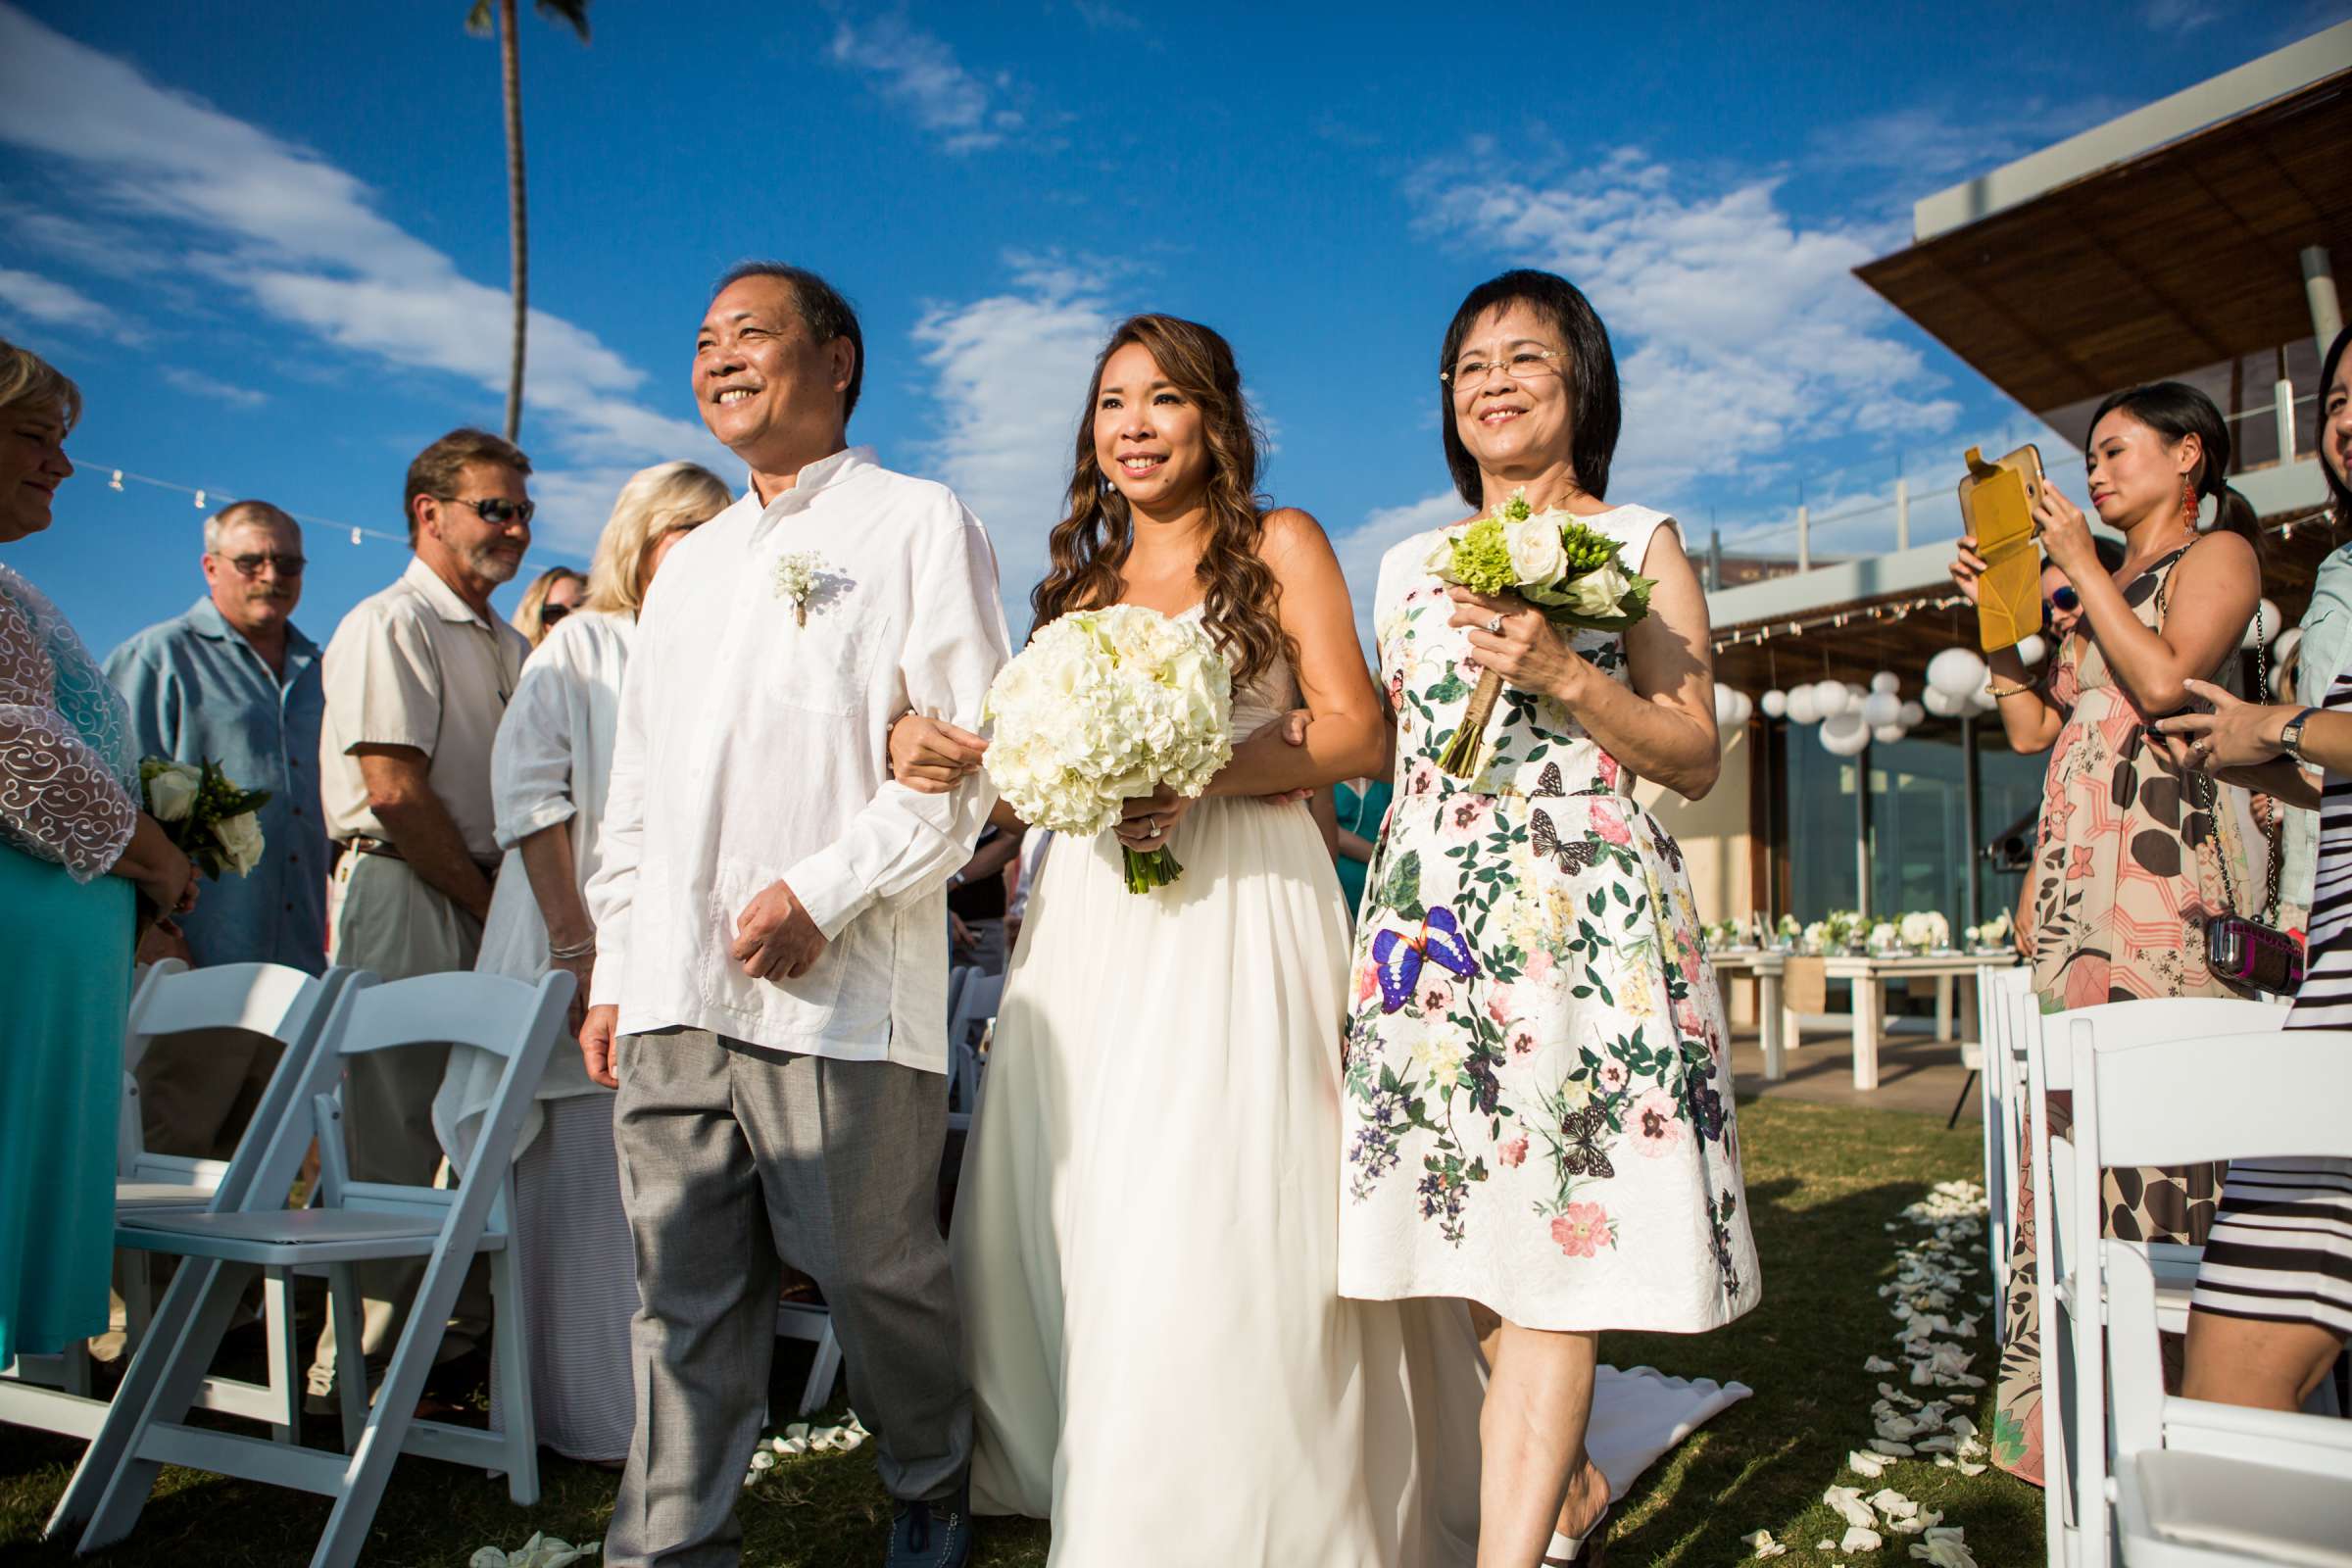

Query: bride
<box><xmin>891</xmin><ymin>313</ymin><xmax>1481</xmax><ymax>1564</ymax></box>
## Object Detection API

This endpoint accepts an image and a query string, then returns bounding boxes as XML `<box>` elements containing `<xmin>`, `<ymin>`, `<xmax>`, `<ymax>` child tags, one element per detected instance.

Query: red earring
<box><xmin>2181</xmin><ymin>475</ymin><xmax>2198</xmax><ymax>526</ymax></box>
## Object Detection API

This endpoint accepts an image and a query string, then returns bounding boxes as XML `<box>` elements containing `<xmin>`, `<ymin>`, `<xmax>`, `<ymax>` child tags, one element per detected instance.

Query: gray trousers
<box><xmin>607</xmin><ymin>1027</ymin><xmax>970</xmax><ymax>1568</ymax></box>
<box><xmin>307</xmin><ymin>852</ymin><xmax>489</xmax><ymax>1397</ymax></box>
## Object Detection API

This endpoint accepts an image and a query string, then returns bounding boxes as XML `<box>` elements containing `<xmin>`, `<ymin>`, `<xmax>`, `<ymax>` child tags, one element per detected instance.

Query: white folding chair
<box><xmin>50</xmin><ymin>969</ymin><xmax>574</xmax><ymax>1568</ymax></box>
<box><xmin>947</xmin><ymin>970</ymin><xmax>1004</xmax><ymax>1133</ymax></box>
<box><xmin>2078</xmin><ymin>1027</ymin><xmax>2352</xmax><ymax>1566</ymax></box>
<box><xmin>774</xmin><ymin>1299</ymin><xmax>845</xmax><ymax>1418</ymax></box>
<box><xmin>0</xmin><ymin>961</ymin><xmax>346</xmax><ymax>1444</ymax></box>
<box><xmin>2031</xmin><ymin>996</ymin><xmax>2289</xmax><ymax>1567</ymax></box>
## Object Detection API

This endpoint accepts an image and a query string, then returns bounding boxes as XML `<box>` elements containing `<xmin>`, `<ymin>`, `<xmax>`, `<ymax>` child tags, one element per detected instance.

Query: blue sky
<box><xmin>2</xmin><ymin>0</ymin><xmax>2343</xmax><ymax>660</ymax></box>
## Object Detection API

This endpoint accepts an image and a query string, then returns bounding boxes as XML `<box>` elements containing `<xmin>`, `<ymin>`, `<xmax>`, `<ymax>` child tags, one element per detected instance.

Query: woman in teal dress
<box><xmin>1332</xmin><ymin>774</ymin><xmax>1393</xmax><ymax>919</ymax></box>
<box><xmin>0</xmin><ymin>341</ymin><xmax>196</xmax><ymax>1366</ymax></box>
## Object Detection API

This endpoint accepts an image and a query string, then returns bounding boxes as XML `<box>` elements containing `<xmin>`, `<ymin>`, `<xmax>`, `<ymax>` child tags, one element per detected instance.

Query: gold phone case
<box><xmin>1958</xmin><ymin>444</ymin><xmax>2045</xmax><ymax>653</ymax></box>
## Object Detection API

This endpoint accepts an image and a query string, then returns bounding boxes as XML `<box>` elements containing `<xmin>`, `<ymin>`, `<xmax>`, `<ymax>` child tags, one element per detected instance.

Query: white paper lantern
<box><xmin>1921</xmin><ymin>687</ymin><xmax>1959</xmax><ymax>717</ymax></box>
<box><xmin>2243</xmin><ymin>598</ymin><xmax>2280</xmax><ymax>650</ymax></box>
<box><xmin>1820</xmin><ymin>711</ymin><xmax>1871</xmax><ymax>756</ymax></box>
<box><xmin>1898</xmin><ymin>700</ymin><xmax>1926</xmax><ymax>728</ymax></box>
<box><xmin>1874</xmin><ymin>723</ymin><xmax>1908</xmax><ymax>744</ymax></box>
<box><xmin>1871</xmin><ymin>670</ymin><xmax>1901</xmax><ymax>694</ymax></box>
<box><xmin>2017</xmin><ymin>633</ymin><xmax>2047</xmax><ymax>667</ymax></box>
<box><xmin>1927</xmin><ymin>647</ymin><xmax>1988</xmax><ymax>699</ymax></box>
<box><xmin>1846</xmin><ymin>682</ymin><xmax>1868</xmax><ymax>707</ymax></box>
<box><xmin>1787</xmin><ymin>684</ymin><xmax>1821</xmax><ymax>724</ymax></box>
<box><xmin>1814</xmin><ymin>679</ymin><xmax>1851</xmax><ymax>719</ymax></box>
<box><xmin>1730</xmin><ymin>690</ymin><xmax>1754</xmax><ymax>726</ymax></box>
<box><xmin>1713</xmin><ymin>686</ymin><xmax>1739</xmax><ymax>726</ymax></box>
<box><xmin>1761</xmin><ymin>689</ymin><xmax>1788</xmax><ymax>719</ymax></box>
<box><xmin>1861</xmin><ymin>691</ymin><xmax>1901</xmax><ymax>727</ymax></box>
<box><xmin>2278</xmin><ymin>626</ymin><xmax>2304</xmax><ymax>664</ymax></box>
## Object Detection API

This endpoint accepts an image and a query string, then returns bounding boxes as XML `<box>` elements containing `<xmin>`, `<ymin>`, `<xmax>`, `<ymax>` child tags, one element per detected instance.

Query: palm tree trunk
<box><xmin>499</xmin><ymin>0</ymin><xmax>527</xmax><ymax>444</ymax></box>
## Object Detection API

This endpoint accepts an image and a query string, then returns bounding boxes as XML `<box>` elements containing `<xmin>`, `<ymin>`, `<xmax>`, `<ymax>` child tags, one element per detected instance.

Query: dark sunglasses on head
<box><xmin>217</xmin><ymin>551</ymin><xmax>306</xmax><ymax>577</ymax></box>
<box><xmin>447</xmin><ymin>495</ymin><xmax>536</xmax><ymax>526</ymax></box>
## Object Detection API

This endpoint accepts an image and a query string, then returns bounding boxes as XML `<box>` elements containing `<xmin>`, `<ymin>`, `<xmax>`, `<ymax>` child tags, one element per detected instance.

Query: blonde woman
<box><xmin>433</xmin><ymin>459</ymin><xmax>730</xmax><ymax>1462</ymax></box>
<box><xmin>511</xmin><ymin>564</ymin><xmax>587</xmax><ymax>648</ymax></box>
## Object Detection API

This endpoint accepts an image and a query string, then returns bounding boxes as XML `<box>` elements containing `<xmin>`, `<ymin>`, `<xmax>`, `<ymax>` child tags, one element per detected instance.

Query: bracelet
<box><xmin>548</xmin><ymin>934</ymin><xmax>597</xmax><ymax>961</ymax></box>
<box><xmin>1987</xmin><ymin>680</ymin><xmax>2038</xmax><ymax>700</ymax></box>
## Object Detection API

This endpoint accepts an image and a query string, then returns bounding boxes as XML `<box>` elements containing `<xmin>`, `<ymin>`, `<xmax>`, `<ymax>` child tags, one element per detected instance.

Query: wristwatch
<box><xmin>2278</xmin><ymin>706</ymin><xmax>2321</xmax><ymax>763</ymax></box>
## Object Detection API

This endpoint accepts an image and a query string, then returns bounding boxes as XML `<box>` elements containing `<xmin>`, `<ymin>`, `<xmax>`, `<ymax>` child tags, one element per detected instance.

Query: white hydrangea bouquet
<box><xmin>1965</xmin><ymin>910</ymin><xmax>2013</xmax><ymax>952</ymax></box>
<box><xmin>982</xmin><ymin>604</ymin><xmax>1234</xmax><ymax>895</ymax></box>
<box><xmin>1424</xmin><ymin>488</ymin><xmax>1654</xmax><ymax>776</ymax></box>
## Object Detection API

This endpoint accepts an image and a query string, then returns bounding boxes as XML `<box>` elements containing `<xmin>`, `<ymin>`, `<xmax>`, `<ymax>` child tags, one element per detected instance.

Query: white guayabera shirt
<box><xmin>587</xmin><ymin>446</ymin><xmax>1010</xmax><ymax>1073</ymax></box>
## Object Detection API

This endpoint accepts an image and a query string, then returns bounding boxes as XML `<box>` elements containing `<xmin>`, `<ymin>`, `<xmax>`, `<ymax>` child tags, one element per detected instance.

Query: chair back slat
<box><xmin>125</xmin><ymin>961</ymin><xmax>326</xmax><ymax>1068</ymax></box>
<box><xmin>2050</xmin><ymin>997</ymin><xmax>2287</xmax><ymax>1091</ymax></box>
<box><xmin>329</xmin><ymin>972</ymin><xmax>556</xmax><ymax>1061</ymax></box>
<box><xmin>2075</xmin><ymin>1028</ymin><xmax>2352</xmax><ymax>1170</ymax></box>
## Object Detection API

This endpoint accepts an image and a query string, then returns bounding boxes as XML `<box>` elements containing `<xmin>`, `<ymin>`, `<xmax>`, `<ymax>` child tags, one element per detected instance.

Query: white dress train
<box><xmin>951</xmin><ymin>613</ymin><xmax>1482</xmax><ymax>1565</ymax></box>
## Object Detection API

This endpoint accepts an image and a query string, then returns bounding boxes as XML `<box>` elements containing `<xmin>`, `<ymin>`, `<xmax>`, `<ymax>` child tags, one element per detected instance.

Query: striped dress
<box><xmin>2188</xmin><ymin>671</ymin><xmax>2352</xmax><ymax>1338</ymax></box>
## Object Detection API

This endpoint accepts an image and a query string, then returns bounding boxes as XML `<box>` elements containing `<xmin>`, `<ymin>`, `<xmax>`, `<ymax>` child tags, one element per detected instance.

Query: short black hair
<box><xmin>1439</xmin><ymin>270</ymin><xmax>1622</xmax><ymax>507</ymax></box>
<box><xmin>2321</xmin><ymin>323</ymin><xmax>2352</xmax><ymax>542</ymax></box>
<box><xmin>711</xmin><ymin>262</ymin><xmax>865</xmax><ymax>422</ymax></box>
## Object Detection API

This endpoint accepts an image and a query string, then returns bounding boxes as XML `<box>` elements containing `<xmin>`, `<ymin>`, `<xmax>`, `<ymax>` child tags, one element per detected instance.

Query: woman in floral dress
<box><xmin>1949</xmin><ymin>380</ymin><xmax>2267</xmax><ymax>1486</ymax></box>
<box><xmin>1339</xmin><ymin>271</ymin><xmax>1759</xmax><ymax>1568</ymax></box>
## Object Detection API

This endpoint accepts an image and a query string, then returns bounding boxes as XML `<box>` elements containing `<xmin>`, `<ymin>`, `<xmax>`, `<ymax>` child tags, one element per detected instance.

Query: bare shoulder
<box><xmin>2181</xmin><ymin>527</ymin><xmax>2258</xmax><ymax>576</ymax></box>
<box><xmin>1257</xmin><ymin>506</ymin><xmax>1333</xmax><ymax>564</ymax></box>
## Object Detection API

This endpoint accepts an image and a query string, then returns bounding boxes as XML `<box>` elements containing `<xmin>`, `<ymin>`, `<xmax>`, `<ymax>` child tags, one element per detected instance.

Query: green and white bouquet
<box><xmin>982</xmin><ymin>604</ymin><xmax>1233</xmax><ymax>895</ymax></box>
<box><xmin>137</xmin><ymin>757</ymin><xmax>269</xmax><ymax>929</ymax></box>
<box><xmin>1964</xmin><ymin>910</ymin><xmax>2013</xmax><ymax>952</ymax></box>
<box><xmin>1424</xmin><ymin>488</ymin><xmax>1655</xmax><ymax>776</ymax></box>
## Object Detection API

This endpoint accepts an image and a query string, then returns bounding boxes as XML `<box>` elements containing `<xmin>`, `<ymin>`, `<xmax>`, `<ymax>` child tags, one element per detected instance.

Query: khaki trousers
<box><xmin>305</xmin><ymin>851</ymin><xmax>489</xmax><ymax>1400</ymax></box>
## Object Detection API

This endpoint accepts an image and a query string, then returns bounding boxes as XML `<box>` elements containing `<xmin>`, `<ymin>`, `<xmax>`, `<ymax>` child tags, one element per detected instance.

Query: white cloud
<box><xmin>160</xmin><ymin>365</ymin><xmax>266</xmax><ymax>407</ymax></box>
<box><xmin>0</xmin><ymin>265</ymin><xmax>120</xmax><ymax>334</ymax></box>
<box><xmin>1328</xmin><ymin>489</ymin><xmax>1463</xmax><ymax>655</ymax></box>
<box><xmin>2141</xmin><ymin>0</ymin><xmax>2218</xmax><ymax>33</ymax></box>
<box><xmin>912</xmin><ymin>258</ymin><xmax>1116</xmax><ymax>634</ymax></box>
<box><xmin>1412</xmin><ymin>144</ymin><xmax>1962</xmax><ymax>507</ymax></box>
<box><xmin>0</xmin><ymin>3</ymin><xmax>720</xmax><ymax>515</ymax></box>
<box><xmin>828</xmin><ymin>16</ymin><xmax>1021</xmax><ymax>154</ymax></box>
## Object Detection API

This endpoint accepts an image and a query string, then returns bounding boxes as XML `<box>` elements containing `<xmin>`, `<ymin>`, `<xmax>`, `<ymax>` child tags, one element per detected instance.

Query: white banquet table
<box><xmin>1817</xmin><ymin>950</ymin><xmax>2021</xmax><ymax>1090</ymax></box>
<box><xmin>1705</xmin><ymin>950</ymin><xmax>1787</xmax><ymax>1079</ymax></box>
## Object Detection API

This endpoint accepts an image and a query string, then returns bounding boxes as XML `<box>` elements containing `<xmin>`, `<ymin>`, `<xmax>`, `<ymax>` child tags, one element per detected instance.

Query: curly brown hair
<box><xmin>1029</xmin><ymin>314</ymin><xmax>1291</xmax><ymax>688</ymax></box>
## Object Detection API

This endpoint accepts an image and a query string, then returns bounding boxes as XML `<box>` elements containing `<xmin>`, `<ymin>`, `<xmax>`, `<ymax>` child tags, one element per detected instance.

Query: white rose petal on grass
<box><xmin>1910</xmin><ymin>1528</ymin><xmax>1978</xmax><ymax>1567</ymax></box>
<box><xmin>1741</xmin><ymin>1529</ymin><xmax>1789</xmax><ymax>1558</ymax></box>
<box><xmin>1864</xmin><ymin>1355</ymin><xmax>1897</xmax><ymax>1373</ymax></box>
<box><xmin>1845</xmin><ymin>1449</ymin><xmax>1892</xmax><ymax>1479</ymax></box>
<box><xmin>1869</xmin><ymin>1439</ymin><xmax>1917</xmax><ymax>1456</ymax></box>
<box><xmin>1841</xmin><ymin>1525</ymin><xmax>1886</xmax><ymax>1553</ymax></box>
<box><xmin>1822</xmin><ymin>1487</ymin><xmax>1877</xmax><ymax>1531</ymax></box>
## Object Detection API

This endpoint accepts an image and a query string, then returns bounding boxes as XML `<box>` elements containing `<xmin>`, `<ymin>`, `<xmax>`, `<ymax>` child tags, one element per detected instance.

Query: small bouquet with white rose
<box><xmin>981</xmin><ymin>604</ymin><xmax>1233</xmax><ymax>895</ymax></box>
<box><xmin>1425</xmin><ymin>488</ymin><xmax>1655</xmax><ymax>776</ymax></box>
<box><xmin>137</xmin><ymin>757</ymin><xmax>269</xmax><ymax>931</ymax></box>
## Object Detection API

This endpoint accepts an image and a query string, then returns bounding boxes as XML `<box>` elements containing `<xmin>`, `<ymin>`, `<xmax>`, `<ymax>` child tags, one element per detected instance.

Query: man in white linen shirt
<box><xmin>580</xmin><ymin>264</ymin><xmax>1007</xmax><ymax>1568</ymax></box>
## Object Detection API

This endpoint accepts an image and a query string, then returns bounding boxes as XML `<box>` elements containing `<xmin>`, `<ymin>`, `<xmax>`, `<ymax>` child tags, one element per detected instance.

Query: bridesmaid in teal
<box><xmin>0</xmin><ymin>341</ymin><xmax>196</xmax><ymax>1367</ymax></box>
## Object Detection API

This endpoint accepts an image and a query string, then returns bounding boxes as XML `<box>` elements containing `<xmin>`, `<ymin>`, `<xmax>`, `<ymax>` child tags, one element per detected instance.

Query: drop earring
<box><xmin>2180</xmin><ymin>474</ymin><xmax>2199</xmax><ymax>527</ymax></box>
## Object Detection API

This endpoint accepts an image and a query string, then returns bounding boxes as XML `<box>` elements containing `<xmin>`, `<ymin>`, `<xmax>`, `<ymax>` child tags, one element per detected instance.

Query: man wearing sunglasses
<box><xmin>311</xmin><ymin>425</ymin><xmax>534</xmax><ymax>1409</ymax></box>
<box><xmin>103</xmin><ymin>499</ymin><xmax>328</xmax><ymax>1161</ymax></box>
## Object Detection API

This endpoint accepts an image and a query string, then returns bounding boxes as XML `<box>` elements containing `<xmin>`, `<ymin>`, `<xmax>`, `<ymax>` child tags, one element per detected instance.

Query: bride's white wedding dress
<box><xmin>952</xmin><ymin>606</ymin><xmax>1483</xmax><ymax>1565</ymax></box>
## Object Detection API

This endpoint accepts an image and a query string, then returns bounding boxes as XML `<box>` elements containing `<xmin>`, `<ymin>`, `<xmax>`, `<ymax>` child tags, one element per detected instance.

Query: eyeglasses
<box><xmin>215</xmin><ymin>551</ymin><xmax>306</xmax><ymax>577</ymax></box>
<box><xmin>1442</xmin><ymin>348</ymin><xmax>1568</xmax><ymax>389</ymax></box>
<box><xmin>444</xmin><ymin>495</ymin><xmax>536</xmax><ymax>527</ymax></box>
<box><xmin>540</xmin><ymin>602</ymin><xmax>571</xmax><ymax>628</ymax></box>
<box><xmin>2045</xmin><ymin>585</ymin><xmax>2080</xmax><ymax>614</ymax></box>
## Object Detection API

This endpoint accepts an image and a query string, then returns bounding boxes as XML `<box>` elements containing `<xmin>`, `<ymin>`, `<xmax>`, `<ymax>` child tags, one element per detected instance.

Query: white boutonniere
<box><xmin>773</xmin><ymin>551</ymin><xmax>825</xmax><ymax>626</ymax></box>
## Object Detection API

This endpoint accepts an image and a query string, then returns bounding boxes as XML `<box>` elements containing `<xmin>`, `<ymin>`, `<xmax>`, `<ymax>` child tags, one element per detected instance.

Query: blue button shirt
<box><xmin>105</xmin><ymin>599</ymin><xmax>328</xmax><ymax>972</ymax></box>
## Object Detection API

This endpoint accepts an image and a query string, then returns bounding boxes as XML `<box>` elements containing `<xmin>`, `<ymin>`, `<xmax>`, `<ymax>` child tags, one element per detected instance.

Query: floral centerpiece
<box><xmin>137</xmin><ymin>757</ymin><xmax>268</xmax><ymax>931</ymax></box>
<box><xmin>1899</xmin><ymin>910</ymin><xmax>1952</xmax><ymax>954</ymax></box>
<box><xmin>1865</xmin><ymin>920</ymin><xmax>1902</xmax><ymax>956</ymax></box>
<box><xmin>1964</xmin><ymin>910</ymin><xmax>2013</xmax><ymax>952</ymax></box>
<box><xmin>1424</xmin><ymin>489</ymin><xmax>1654</xmax><ymax>776</ymax></box>
<box><xmin>981</xmin><ymin>604</ymin><xmax>1233</xmax><ymax>894</ymax></box>
<box><xmin>1775</xmin><ymin>913</ymin><xmax>1801</xmax><ymax>951</ymax></box>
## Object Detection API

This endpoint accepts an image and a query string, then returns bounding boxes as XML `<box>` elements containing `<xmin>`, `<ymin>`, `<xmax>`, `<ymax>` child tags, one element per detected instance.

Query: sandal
<box><xmin>1540</xmin><ymin>1497</ymin><xmax>1613</xmax><ymax>1565</ymax></box>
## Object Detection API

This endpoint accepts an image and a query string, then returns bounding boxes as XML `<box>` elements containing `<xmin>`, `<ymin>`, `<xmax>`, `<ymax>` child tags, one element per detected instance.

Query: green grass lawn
<box><xmin>2</xmin><ymin>1097</ymin><xmax>2041</xmax><ymax>1566</ymax></box>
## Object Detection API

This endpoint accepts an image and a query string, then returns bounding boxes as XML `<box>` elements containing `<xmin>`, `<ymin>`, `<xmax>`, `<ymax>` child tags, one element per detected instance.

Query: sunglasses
<box><xmin>446</xmin><ymin>495</ymin><xmax>536</xmax><ymax>527</ymax></box>
<box><xmin>216</xmin><ymin>551</ymin><xmax>306</xmax><ymax>577</ymax></box>
<box><xmin>540</xmin><ymin>602</ymin><xmax>571</xmax><ymax>627</ymax></box>
<box><xmin>2044</xmin><ymin>585</ymin><xmax>2080</xmax><ymax>614</ymax></box>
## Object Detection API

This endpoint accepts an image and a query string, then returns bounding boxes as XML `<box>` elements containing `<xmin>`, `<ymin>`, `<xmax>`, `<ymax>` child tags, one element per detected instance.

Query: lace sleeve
<box><xmin>0</xmin><ymin>566</ymin><xmax>138</xmax><ymax>881</ymax></box>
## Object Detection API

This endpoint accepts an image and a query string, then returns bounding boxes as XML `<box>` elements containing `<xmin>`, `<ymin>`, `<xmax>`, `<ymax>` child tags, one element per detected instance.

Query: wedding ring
<box><xmin>1485</xmin><ymin>614</ymin><xmax>1505</xmax><ymax>634</ymax></box>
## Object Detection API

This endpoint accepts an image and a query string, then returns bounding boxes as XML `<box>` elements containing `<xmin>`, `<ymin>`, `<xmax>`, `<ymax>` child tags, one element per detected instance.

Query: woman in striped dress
<box><xmin>2155</xmin><ymin>330</ymin><xmax>2352</xmax><ymax>1410</ymax></box>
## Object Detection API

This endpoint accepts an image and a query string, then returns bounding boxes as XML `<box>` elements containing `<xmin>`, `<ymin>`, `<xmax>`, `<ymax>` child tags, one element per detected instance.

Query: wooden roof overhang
<box><xmin>1854</xmin><ymin>71</ymin><xmax>2352</xmax><ymax>417</ymax></box>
